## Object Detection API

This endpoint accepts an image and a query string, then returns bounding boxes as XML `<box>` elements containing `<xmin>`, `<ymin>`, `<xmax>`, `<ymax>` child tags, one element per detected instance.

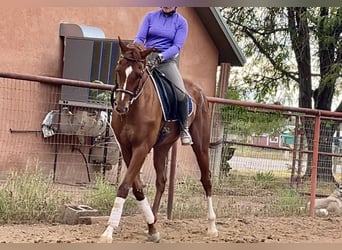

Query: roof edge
<box><xmin>210</xmin><ymin>7</ymin><xmax>246</xmax><ymax>66</ymax></box>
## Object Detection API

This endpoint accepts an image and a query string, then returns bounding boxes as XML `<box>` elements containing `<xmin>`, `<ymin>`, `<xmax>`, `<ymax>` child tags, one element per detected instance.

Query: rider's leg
<box><xmin>157</xmin><ymin>55</ymin><xmax>193</xmax><ymax>145</ymax></box>
<box><xmin>177</xmin><ymin>94</ymin><xmax>193</xmax><ymax>145</ymax></box>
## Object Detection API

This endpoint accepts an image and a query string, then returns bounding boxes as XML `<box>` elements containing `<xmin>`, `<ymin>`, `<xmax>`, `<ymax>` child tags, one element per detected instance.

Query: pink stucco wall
<box><xmin>0</xmin><ymin>7</ymin><xmax>217</xmax><ymax>96</ymax></box>
<box><xmin>0</xmin><ymin>7</ymin><xmax>219</xmax><ymax>183</ymax></box>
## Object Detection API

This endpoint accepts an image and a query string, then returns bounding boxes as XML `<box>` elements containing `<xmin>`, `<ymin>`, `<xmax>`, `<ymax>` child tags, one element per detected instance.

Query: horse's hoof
<box><xmin>146</xmin><ymin>231</ymin><xmax>161</xmax><ymax>243</ymax></box>
<box><xmin>98</xmin><ymin>236</ymin><xmax>113</xmax><ymax>243</ymax></box>
<box><xmin>207</xmin><ymin>229</ymin><xmax>219</xmax><ymax>237</ymax></box>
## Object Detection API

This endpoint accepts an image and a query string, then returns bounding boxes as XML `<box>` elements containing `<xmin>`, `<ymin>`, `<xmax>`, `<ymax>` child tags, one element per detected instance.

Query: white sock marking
<box><xmin>207</xmin><ymin>196</ymin><xmax>218</xmax><ymax>235</ymax></box>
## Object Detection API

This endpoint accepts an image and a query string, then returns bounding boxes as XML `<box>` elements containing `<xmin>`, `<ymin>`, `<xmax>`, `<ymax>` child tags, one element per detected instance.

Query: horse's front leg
<box><xmin>99</xmin><ymin>181</ymin><xmax>131</xmax><ymax>243</ymax></box>
<box><xmin>99</xmin><ymin>146</ymin><xmax>156</xmax><ymax>243</ymax></box>
<box><xmin>132</xmin><ymin>177</ymin><xmax>160</xmax><ymax>242</ymax></box>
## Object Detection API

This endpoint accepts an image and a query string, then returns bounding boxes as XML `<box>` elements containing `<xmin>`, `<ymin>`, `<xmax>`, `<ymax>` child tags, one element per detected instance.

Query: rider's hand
<box><xmin>147</xmin><ymin>54</ymin><xmax>163</xmax><ymax>69</ymax></box>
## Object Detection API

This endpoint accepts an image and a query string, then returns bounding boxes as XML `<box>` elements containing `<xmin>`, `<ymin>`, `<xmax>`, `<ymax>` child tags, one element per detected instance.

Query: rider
<box><xmin>133</xmin><ymin>7</ymin><xmax>193</xmax><ymax>145</ymax></box>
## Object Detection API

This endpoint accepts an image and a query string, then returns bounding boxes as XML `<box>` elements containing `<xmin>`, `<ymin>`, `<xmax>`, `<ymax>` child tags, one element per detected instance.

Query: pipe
<box><xmin>2</xmin><ymin>71</ymin><xmax>342</xmax><ymax>119</ymax></box>
<box><xmin>309</xmin><ymin>114</ymin><xmax>321</xmax><ymax>217</ymax></box>
<box><xmin>9</xmin><ymin>129</ymin><xmax>41</xmax><ymax>133</ymax></box>
<box><xmin>289</xmin><ymin>116</ymin><xmax>299</xmax><ymax>187</ymax></box>
<box><xmin>207</xmin><ymin>96</ymin><xmax>342</xmax><ymax>119</ymax></box>
<box><xmin>0</xmin><ymin>71</ymin><xmax>113</xmax><ymax>90</ymax></box>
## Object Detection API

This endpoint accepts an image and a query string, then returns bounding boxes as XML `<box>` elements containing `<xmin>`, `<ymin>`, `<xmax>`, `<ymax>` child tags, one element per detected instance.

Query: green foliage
<box><xmin>226</xmin><ymin>85</ymin><xmax>241</xmax><ymax>100</ymax></box>
<box><xmin>83</xmin><ymin>173</ymin><xmax>138</xmax><ymax>215</ymax></box>
<box><xmin>322</xmin><ymin>63</ymin><xmax>342</xmax><ymax>87</ymax></box>
<box><xmin>221</xmin><ymin>7</ymin><xmax>295</xmax><ymax>103</ymax></box>
<box><xmin>220</xmin><ymin>101</ymin><xmax>287</xmax><ymax>137</ymax></box>
<box><xmin>220</xmin><ymin>7</ymin><xmax>342</xmax><ymax>109</ymax></box>
<box><xmin>171</xmin><ymin>177</ymin><xmax>207</xmax><ymax>219</ymax></box>
<box><xmin>253</xmin><ymin>171</ymin><xmax>277</xmax><ymax>189</ymax></box>
<box><xmin>0</xmin><ymin>164</ymin><xmax>70</xmax><ymax>224</ymax></box>
<box><xmin>176</xmin><ymin>176</ymin><xmax>203</xmax><ymax>195</ymax></box>
<box><xmin>89</xmin><ymin>80</ymin><xmax>112</xmax><ymax>107</ymax></box>
<box><xmin>83</xmin><ymin>173</ymin><xmax>116</xmax><ymax>215</ymax></box>
<box><xmin>272</xmin><ymin>189</ymin><xmax>306</xmax><ymax>215</ymax></box>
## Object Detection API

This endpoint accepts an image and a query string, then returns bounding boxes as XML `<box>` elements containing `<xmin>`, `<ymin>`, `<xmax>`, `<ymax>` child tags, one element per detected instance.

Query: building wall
<box><xmin>252</xmin><ymin>135</ymin><xmax>281</xmax><ymax>148</ymax></box>
<box><xmin>0</xmin><ymin>7</ymin><xmax>217</xmax><ymax>96</ymax></box>
<box><xmin>0</xmin><ymin>7</ymin><xmax>219</xmax><ymax>183</ymax></box>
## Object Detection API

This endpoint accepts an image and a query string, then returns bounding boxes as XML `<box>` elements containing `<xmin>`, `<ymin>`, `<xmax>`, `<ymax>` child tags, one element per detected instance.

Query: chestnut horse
<box><xmin>99</xmin><ymin>37</ymin><xmax>218</xmax><ymax>243</ymax></box>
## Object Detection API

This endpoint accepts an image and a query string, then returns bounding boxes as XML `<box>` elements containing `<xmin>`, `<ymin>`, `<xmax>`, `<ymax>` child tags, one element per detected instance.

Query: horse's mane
<box><xmin>126</xmin><ymin>42</ymin><xmax>146</xmax><ymax>60</ymax></box>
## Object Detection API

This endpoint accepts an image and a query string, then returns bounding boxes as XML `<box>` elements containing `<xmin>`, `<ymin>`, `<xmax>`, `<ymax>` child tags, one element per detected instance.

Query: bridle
<box><xmin>111</xmin><ymin>54</ymin><xmax>151</xmax><ymax>108</ymax></box>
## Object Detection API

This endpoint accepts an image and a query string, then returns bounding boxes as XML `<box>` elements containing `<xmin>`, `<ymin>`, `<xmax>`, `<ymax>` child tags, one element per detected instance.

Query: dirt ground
<box><xmin>1</xmin><ymin>214</ymin><xmax>342</xmax><ymax>243</ymax></box>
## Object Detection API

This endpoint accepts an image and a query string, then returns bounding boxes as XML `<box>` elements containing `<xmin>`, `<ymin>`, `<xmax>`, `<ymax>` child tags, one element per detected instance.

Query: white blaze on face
<box><xmin>121</xmin><ymin>66</ymin><xmax>133</xmax><ymax>101</ymax></box>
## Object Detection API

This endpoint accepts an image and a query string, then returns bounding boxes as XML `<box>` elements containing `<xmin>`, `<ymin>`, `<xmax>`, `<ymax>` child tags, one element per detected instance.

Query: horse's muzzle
<box><xmin>114</xmin><ymin>101</ymin><xmax>129</xmax><ymax>114</ymax></box>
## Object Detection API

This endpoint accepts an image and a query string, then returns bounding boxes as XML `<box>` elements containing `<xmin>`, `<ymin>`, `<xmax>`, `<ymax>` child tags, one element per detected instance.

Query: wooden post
<box><xmin>167</xmin><ymin>142</ymin><xmax>178</xmax><ymax>220</ymax></box>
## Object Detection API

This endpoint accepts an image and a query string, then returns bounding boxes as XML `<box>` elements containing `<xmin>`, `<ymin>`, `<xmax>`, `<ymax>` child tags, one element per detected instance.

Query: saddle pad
<box><xmin>151</xmin><ymin>69</ymin><xmax>192</xmax><ymax>121</ymax></box>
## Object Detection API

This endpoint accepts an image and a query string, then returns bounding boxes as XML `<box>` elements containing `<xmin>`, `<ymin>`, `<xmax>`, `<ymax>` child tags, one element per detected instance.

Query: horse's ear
<box><xmin>118</xmin><ymin>36</ymin><xmax>128</xmax><ymax>53</ymax></box>
<box><xmin>140</xmin><ymin>47</ymin><xmax>158</xmax><ymax>59</ymax></box>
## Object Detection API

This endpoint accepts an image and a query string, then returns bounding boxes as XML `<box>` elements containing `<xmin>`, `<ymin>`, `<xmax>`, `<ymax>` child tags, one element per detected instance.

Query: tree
<box><xmin>221</xmin><ymin>86</ymin><xmax>288</xmax><ymax>139</ymax></box>
<box><xmin>221</xmin><ymin>7</ymin><xmax>342</xmax><ymax>182</ymax></box>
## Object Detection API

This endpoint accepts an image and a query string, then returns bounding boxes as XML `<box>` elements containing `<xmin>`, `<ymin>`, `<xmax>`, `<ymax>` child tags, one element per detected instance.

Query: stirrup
<box><xmin>180</xmin><ymin>129</ymin><xmax>193</xmax><ymax>145</ymax></box>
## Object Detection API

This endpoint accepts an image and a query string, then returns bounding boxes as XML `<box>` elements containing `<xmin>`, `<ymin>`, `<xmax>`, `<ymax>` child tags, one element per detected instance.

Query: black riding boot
<box><xmin>178</xmin><ymin>97</ymin><xmax>193</xmax><ymax>145</ymax></box>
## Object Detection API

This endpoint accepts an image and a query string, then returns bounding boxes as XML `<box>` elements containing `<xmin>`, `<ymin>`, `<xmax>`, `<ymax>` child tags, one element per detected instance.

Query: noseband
<box><xmin>111</xmin><ymin>55</ymin><xmax>150</xmax><ymax>108</ymax></box>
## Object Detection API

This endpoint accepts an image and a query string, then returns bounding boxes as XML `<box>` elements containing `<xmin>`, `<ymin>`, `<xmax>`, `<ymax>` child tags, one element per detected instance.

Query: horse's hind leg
<box><xmin>192</xmin><ymin>144</ymin><xmax>218</xmax><ymax>236</ymax></box>
<box><xmin>190</xmin><ymin>127</ymin><xmax>218</xmax><ymax>237</ymax></box>
<box><xmin>152</xmin><ymin>145</ymin><xmax>170</xmax><ymax>216</ymax></box>
<box><xmin>132</xmin><ymin>177</ymin><xmax>160</xmax><ymax>242</ymax></box>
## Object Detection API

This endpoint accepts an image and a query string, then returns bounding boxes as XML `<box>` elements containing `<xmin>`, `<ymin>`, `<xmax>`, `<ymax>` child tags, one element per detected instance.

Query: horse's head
<box><xmin>111</xmin><ymin>36</ymin><xmax>157</xmax><ymax>114</ymax></box>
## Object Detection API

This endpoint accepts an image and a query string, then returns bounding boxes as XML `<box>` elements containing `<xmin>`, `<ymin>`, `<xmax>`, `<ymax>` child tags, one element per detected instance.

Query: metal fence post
<box><xmin>309</xmin><ymin>113</ymin><xmax>321</xmax><ymax>217</ymax></box>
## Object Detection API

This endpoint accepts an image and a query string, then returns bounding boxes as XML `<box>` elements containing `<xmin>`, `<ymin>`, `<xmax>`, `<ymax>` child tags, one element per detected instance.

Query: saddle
<box><xmin>150</xmin><ymin>68</ymin><xmax>192</xmax><ymax>122</ymax></box>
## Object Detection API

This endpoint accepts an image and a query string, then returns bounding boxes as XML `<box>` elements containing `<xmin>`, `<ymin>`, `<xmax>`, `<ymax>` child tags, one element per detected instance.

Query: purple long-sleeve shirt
<box><xmin>134</xmin><ymin>9</ymin><xmax>188</xmax><ymax>61</ymax></box>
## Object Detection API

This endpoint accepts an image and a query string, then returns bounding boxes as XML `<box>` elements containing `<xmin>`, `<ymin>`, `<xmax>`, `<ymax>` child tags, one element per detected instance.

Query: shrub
<box><xmin>83</xmin><ymin>173</ymin><xmax>137</xmax><ymax>215</ymax></box>
<box><xmin>254</xmin><ymin>171</ymin><xmax>277</xmax><ymax>189</ymax></box>
<box><xmin>0</xmin><ymin>163</ymin><xmax>70</xmax><ymax>224</ymax></box>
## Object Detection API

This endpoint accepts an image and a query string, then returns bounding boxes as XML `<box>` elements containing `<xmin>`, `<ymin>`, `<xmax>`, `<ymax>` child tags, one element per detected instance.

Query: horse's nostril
<box><xmin>115</xmin><ymin>107</ymin><xmax>122</xmax><ymax>113</ymax></box>
<box><xmin>115</xmin><ymin>104</ymin><xmax>129</xmax><ymax>114</ymax></box>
